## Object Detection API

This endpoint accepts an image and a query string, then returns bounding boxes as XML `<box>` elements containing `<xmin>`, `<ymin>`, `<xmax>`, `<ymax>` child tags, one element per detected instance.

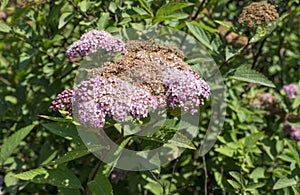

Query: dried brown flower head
<box><xmin>238</xmin><ymin>2</ymin><xmax>279</xmax><ymax>28</ymax></box>
<box><xmin>89</xmin><ymin>40</ymin><xmax>191</xmax><ymax>97</ymax></box>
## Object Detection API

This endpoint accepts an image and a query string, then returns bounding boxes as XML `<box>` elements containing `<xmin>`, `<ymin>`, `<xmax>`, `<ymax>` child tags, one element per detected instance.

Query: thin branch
<box><xmin>168</xmin><ymin>159</ymin><xmax>179</xmax><ymax>195</ymax></box>
<box><xmin>149</xmin><ymin>171</ymin><xmax>166</xmax><ymax>195</ymax></box>
<box><xmin>83</xmin><ymin>133</ymin><xmax>132</xmax><ymax>195</ymax></box>
<box><xmin>252</xmin><ymin>37</ymin><xmax>267</xmax><ymax>69</ymax></box>
<box><xmin>202</xmin><ymin>155</ymin><xmax>208</xmax><ymax>195</ymax></box>
<box><xmin>69</xmin><ymin>0</ymin><xmax>96</xmax><ymax>28</ymax></box>
<box><xmin>191</xmin><ymin>0</ymin><xmax>207</xmax><ymax>21</ymax></box>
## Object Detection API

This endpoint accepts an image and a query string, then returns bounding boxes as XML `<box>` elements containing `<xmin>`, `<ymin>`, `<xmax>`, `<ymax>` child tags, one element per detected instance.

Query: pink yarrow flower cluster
<box><xmin>73</xmin><ymin>77</ymin><xmax>159</xmax><ymax>128</ymax></box>
<box><xmin>163</xmin><ymin>68</ymin><xmax>210</xmax><ymax>115</ymax></box>
<box><xmin>282</xmin><ymin>84</ymin><xmax>298</xmax><ymax>99</ymax></box>
<box><xmin>66</xmin><ymin>30</ymin><xmax>127</xmax><ymax>59</ymax></box>
<box><xmin>49</xmin><ymin>89</ymin><xmax>73</xmax><ymax>116</ymax></box>
<box><xmin>283</xmin><ymin>122</ymin><xmax>300</xmax><ymax>141</ymax></box>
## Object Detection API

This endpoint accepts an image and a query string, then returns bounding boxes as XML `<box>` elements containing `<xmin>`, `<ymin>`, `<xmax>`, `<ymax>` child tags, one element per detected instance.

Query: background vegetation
<box><xmin>0</xmin><ymin>0</ymin><xmax>300</xmax><ymax>194</ymax></box>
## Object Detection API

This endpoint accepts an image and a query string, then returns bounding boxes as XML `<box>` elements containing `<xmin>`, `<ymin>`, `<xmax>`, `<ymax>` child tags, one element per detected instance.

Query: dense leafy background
<box><xmin>0</xmin><ymin>0</ymin><xmax>300</xmax><ymax>194</ymax></box>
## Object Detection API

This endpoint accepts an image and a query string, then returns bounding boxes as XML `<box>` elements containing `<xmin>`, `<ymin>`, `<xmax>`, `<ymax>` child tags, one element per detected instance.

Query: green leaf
<box><xmin>244</xmin><ymin>132</ymin><xmax>264</xmax><ymax>151</ymax></box>
<box><xmin>249</xmin><ymin>21</ymin><xmax>278</xmax><ymax>44</ymax></box>
<box><xmin>138</xmin><ymin>0</ymin><xmax>153</xmax><ymax>17</ymax></box>
<box><xmin>38</xmin><ymin>141</ymin><xmax>58</xmax><ymax>165</ymax></box>
<box><xmin>215</xmin><ymin>146</ymin><xmax>234</xmax><ymax>157</ymax></box>
<box><xmin>153</xmin><ymin>14</ymin><xmax>186</xmax><ymax>23</ymax></box>
<box><xmin>166</xmin><ymin>131</ymin><xmax>196</xmax><ymax>150</ymax></box>
<box><xmin>0</xmin><ymin>22</ymin><xmax>12</xmax><ymax>33</ymax></box>
<box><xmin>229</xmin><ymin>171</ymin><xmax>242</xmax><ymax>184</ymax></box>
<box><xmin>58</xmin><ymin>12</ymin><xmax>74</xmax><ymax>29</ymax></box>
<box><xmin>186</xmin><ymin>21</ymin><xmax>222</xmax><ymax>53</ymax></box>
<box><xmin>38</xmin><ymin>115</ymin><xmax>73</xmax><ymax>123</ymax></box>
<box><xmin>15</xmin><ymin>167</ymin><xmax>82</xmax><ymax>189</ymax></box>
<box><xmin>42</xmin><ymin>122</ymin><xmax>82</xmax><ymax>143</ymax></box>
<box><xmin>47</xmin><ymin>145</ymin><xmax>90</xmax><ymax>165</ymax></box>
<box><xmin>15</xmin><ymin>167</ymin><xmax>48</xmax><ymax>180</ymax></box>
<box><xmin>78</xmin><ymin>1</ymin><xmax>88</xmax><ymax>12</ymax></box>
<box><xmin>0</xmin><ymin>124</ymin><xmax>35</xmax><ymax>165</ymax></box>
<box><xmin>97</xmin><ymin>13</ymin><xmax>109</xmax><ymax>30</ymax></box>
<box><xmin>273</xmin><ymin>177</ymin><xmax>297</xmax><ymax>190</ymax></box>
<box><xmin>246</xmin><ymin>182</ymin><xmax>265</xmax><ymax>190</ymax></box>
<box><xmin>108</xmin><ymin>2</ymin><xmax>117</xmax><ymax>13</ymax></box>
<box><xmin>156</xmin><ymin>2</ymin><xmax>193</xmax><ymax>16</ymax></box>
<box><xmin>229</xmin><ymin>65</ymin><xmax>275</xmax><ymax>87</ymax></box>
<box><xmin>87</xmin><ymin>173</ymin><xmax>113</xmax><ymax>195</ymax></box>
<box><xmin>0</xmin><ymin>0</ymin><xmax>9</xmax><ymax>10</ymax></box>
<box><xmin>249</xmin><ymin>167</ymin><xmax>266</xmax><ymax>179</ymax></box>
<box><xmin>286</xmin><ymin>141</ymin><xmax>300</xmax><ymax>168</ymax></box>
<box><xmin>227</xmin><ymin>179</ymin><xmax>241</xmax><ymax>189</ymax></box>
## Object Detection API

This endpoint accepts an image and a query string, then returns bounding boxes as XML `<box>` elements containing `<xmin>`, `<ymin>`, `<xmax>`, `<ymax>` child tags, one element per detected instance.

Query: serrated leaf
<box><xmin>229</xmin><ymin>65</ymin><xmax>275</xmax><ymax>87</ymax></box>
<box><xmin>273</xmin><ymin>177</ymin><xmax>297</xmax><ymax>190</ymax></box>
<box><xmin>87</xmin><ymin>173</ymin><xmax>113</xmax><ymax>195</ymax></box>
<box><xmin>15</xmin><ymin>167</ymin><xmax>82</xmax><ymax>189</ymax></box>
<box><xmin>58</xmin><ymin>12</ymin><xmax>74</xmax><ymax>29</ymax></box>
<box><xmin>0</xmin><ymin>124</ymin><xmax>35</xmax><ymax>165</ymax></box>
<box><xmin>156</xmin><ymin>2</ymin><xmax>193</xmax><ymax>16</ymax></box>
<box><xmin>186</xmin><ymin>21</ymin><xmax>222</xmax><ymax>53</ymax></box>
<box><xmin>46</xmin><ymin>145</ymin><xmax>90</xmax><ymax>165</ymax></box>
<box><xmin>0</xmin><ymin>22</ymin><xmax>12</xmax><ymax>33</ymax></box>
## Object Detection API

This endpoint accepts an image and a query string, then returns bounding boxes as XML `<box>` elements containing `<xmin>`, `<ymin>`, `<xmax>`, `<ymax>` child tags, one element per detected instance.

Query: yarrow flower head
<box><xmin>282</xmin><ymin>84</ymin><xmax>298</xmax><ymax>99</ymax></box>
<box><xmin>51</xmin><ymin>33</ymin><xmax>211</xmax><ymax>128</ymax></box>
<box><xmin>163</xmin><ymin>68</ymin><xmax>210</xmax><ymax>115</ymax></box>
<box><xmin>66</xmin><ymin>30</ymin><xmax>127</xmax><ymax>59</ymax></box>
<box><xmin>72</xmin><ymin>77</ymin><xmax>159</xmax><ymax>128</ymax></box>
<box><xmin>238</xmin><ymin>2</ymin><xmax>279</xmax><ymax>28</ymax></box>
<box><xmin>50</xmin><ymin>89</ymin><xmax>73</xmax><ymax>116</ymax></box>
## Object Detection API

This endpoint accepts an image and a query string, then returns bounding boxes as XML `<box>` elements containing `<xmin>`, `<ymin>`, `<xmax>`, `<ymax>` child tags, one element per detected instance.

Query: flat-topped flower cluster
<box><xmin>51</xmin><ymin>30</ymin><xmax>210</xmax><ymax>128</ymax></box>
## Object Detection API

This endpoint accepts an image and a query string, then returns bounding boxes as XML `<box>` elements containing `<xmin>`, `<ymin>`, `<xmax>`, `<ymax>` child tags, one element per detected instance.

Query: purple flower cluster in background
<box><xmin>66</xmin><ymin>30</ymin><xmax>127</xmax><ymax>59</ymax></box>
<box><xmin>163</xmin><ymin>68</ymin><xmax>210</xmax><ymax>115</ymax></box>
<box><xmin>283</xmin><ymin>122</ymin><xmax>300</xmax><ymax>141</ymax></box>
<box><xmin>110</xmin><ymin>171</ymin><xmax>128</xmax><ymax>183</ymax></box>
<box><xmin>49</xmin><ymin>89</ymin><xmax>73</xmax><ymax>116</ymax></box>
<box><xmin>73</xmin><ymin>77</ymin><xmax>159</xmax><ymax>128</ymax></box>
<box><xmin>282</xmin><ymin>84</ymin><xmax>298</xmax><ymax>99</ymax></box>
